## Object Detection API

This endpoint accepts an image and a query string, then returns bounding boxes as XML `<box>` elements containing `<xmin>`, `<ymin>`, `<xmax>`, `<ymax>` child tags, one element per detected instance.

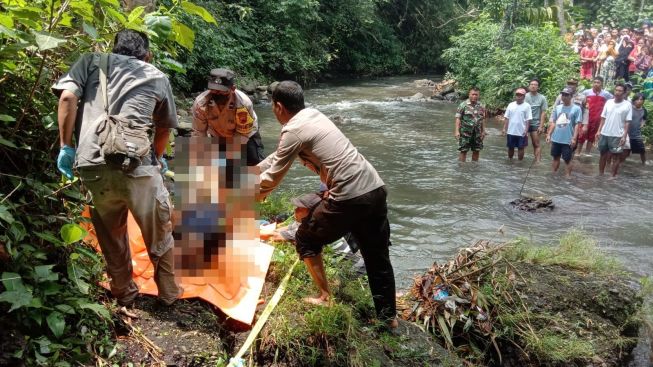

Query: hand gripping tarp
<box><xmin>82</xmin><ymin>206</ymin><xmax>274</xmax><ymax>325</ymax></box>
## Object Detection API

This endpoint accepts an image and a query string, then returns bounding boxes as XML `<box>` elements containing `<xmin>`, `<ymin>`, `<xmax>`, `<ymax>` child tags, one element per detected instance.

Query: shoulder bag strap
<box><xmin>99</xmin><ymin>53</ymin><xmax>109</xmax><ymax>114</ymax></box>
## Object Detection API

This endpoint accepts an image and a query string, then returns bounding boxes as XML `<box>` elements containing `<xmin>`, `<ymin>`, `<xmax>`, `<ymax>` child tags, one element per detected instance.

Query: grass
<box><xmin>256</xmin><ymin>191</ymin><xmax>296</xmax><ymax>222</ymax></box>
<box><xmin>523</xmin><ymin>332</ymin><xmax>595</xmax><ymax>362</ymax></box>
<box><xmin>503</xmin><ymin>229</ymin><xmax>623</xmax><ymax>274</ymax></box>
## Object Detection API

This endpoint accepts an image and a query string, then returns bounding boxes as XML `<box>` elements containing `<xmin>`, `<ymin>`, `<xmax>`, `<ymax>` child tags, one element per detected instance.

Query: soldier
<box><xmin>454</xmin><ymin>87</ymin><xmax>486</xmax><ymax>162</ymax></box>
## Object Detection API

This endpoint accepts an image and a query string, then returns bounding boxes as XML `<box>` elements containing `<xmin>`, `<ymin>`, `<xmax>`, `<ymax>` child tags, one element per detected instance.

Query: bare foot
<box><xmin>303</xmin><ymin>294</ymin><xmax>330</xmax><ymax>306</ymax></box>
<box><xmin>118</xmin><ymin>306</ymin><xmax>139</xmax><ymax>319</ymax></box>
<box><xmin>388</xmin><ymin>318</ymin><xmax>399</xmax><ymax>329</ymax></box>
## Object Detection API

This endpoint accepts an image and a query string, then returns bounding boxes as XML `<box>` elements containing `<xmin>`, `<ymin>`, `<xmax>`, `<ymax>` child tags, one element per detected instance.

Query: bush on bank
<box><xmin>443</xmin><ymin>16</ymin><xmax>579</xmax><ymax>110</ymax></box>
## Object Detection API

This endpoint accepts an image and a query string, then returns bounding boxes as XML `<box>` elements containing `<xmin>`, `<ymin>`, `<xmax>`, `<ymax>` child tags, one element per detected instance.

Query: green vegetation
<box><xmin>260</xmin><ymin>243</ymin><xmax>434</xmax><ymax>366</ymax></box>
<box><xmin>443</xmin><ymin>16</ymin><xmax>578</xmax><ymax>110</ymax></box>
<box><xmin>409</xmin><ymin>230</ymin><xmax>643</xmax><ymax>366</ymax></box>
<box><xmin>0</xmin><ymin>0</ymin><xmax>214</xmax><ymax>364</ymax></box>
<box><xmin>504</xmin><ymin>229</ymin><xmax>623</xmax><ymax>274</ymax></box>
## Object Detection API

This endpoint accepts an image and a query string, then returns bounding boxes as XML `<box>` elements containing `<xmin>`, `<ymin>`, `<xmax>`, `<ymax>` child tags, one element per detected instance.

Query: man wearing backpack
<box><xmin>191</xmin><ymin>68</ymin><xmax>265</xmax><ymax>165</ymax></box>
<box><xmin>53</xmin><ymin>30</ymin><xmax>181</xmax><ymax>308</ymax></box>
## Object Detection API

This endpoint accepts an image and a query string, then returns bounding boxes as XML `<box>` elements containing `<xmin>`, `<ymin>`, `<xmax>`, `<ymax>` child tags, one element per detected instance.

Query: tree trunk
<box><xmin>556</xmin><ymin>0</ymin><xmax>566</xmax><ymax>36</ymax></box>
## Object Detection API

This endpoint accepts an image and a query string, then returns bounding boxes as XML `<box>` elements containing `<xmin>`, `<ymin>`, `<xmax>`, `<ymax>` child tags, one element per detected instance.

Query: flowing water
<box><xmin>256</xmin><ymin>75</ymin><xmax>653</xmax><ymax>365</ymax></box>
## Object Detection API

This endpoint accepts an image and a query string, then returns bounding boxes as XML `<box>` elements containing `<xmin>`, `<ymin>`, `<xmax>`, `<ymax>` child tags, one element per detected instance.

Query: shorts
<box><xmin>577</xmin><ymin>120</ymin><xmax>599</xmax><ymax>144</ymax></box>
<box><xmin>551</xmin><ymin>142</ymin><xmax>574</xmax><ymax>163</ymax></box>
<box><xmin>506</xmin><ymin>134</ymin><xmax>528</xmax><ymax>149</ymax></box>
<box><xmin>528</xmin><ymin>124</ymin><xmax>540</xmax><ymax>133</ymax></box>
<box><xmin>598</xmin><ymin>135</ymin><xmax>624</xmax><ymax>154</ymax></box>
<box><xmin>630</xmin><ymin>138</ymin><xmax>646</xmax><ymax>154</ymax></box>
<box><xmin>458</xmin><ymin>128</ymin><xmax>483</xmax><ymax>152</ymax></box>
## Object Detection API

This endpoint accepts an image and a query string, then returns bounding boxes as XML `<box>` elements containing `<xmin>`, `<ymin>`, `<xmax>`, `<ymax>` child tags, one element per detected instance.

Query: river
<box><xmin>256</xmin><ymin>76</ymin><xmax>652</xmax><ymax>288</ymax></box>
<box><xmin>255</xmin><ymin>76</ymin><xmax>652</xmax><ymax>365</ymax></box>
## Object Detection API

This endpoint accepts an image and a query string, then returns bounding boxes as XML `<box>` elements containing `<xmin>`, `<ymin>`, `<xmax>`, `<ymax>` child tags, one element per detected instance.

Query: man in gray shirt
<box><xmin>53</xmin><ymin>30</ymin><xmax>180</xmax><ymax>308</ymax></box>
<box><xmin>258</xmin><ymin>81</ymin><xmax>398</xmax><ymax>332</ymax></box>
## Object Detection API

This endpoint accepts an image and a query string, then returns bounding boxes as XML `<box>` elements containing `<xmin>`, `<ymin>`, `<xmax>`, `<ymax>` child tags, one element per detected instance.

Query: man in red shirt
<box><xmin>580</xmin><ymin>76</ymin><xmax>613</xmax><ymax>156</ymax></box>
<box><xmin>580</xmin><ymin>38</ymin><xmax>598</xmax><ymax>80</ymax></box>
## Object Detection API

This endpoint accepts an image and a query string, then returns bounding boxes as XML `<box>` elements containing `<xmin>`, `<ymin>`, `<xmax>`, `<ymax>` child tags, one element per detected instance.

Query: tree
<box><xmin>556</xmin><ymin>0</ymin><xmax>566</xmax><ymax>34</ymax></box>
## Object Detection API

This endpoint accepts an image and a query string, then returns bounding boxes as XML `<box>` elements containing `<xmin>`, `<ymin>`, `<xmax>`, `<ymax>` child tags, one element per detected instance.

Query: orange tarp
<box><xmin>82</xmin><ymin>207</ymin><xmax>274</xmax><ymax>325</ymax></box>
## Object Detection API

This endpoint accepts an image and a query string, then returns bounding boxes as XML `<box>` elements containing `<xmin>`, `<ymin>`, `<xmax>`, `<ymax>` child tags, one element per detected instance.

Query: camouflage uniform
<box><xmin>455</xmin><ymin>99</ymin><xmax>485</xmax><ymax>152</ymax></box>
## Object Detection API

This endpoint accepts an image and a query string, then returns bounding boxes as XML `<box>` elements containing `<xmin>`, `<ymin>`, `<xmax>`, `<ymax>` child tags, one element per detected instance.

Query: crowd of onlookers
<box><xmin>569</xmin><ymin>22</ymin><xmax>653</xmax><ymax>84</ymax></box>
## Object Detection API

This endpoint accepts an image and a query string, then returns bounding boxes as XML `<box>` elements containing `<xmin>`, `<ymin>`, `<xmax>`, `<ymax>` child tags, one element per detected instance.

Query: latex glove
<box><xmin>159</xmin><ymin>156</ymin><xmax>168</xmax><ymax>175</ymax></box>
<box><xmin>57</xmin><ymin>145</ymin><xmax>75</xmax><ymax>179</ymax></box>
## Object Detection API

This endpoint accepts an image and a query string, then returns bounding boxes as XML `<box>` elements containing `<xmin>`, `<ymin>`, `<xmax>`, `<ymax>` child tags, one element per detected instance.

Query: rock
<box><xmin>410</xmin><ymin>92</ymin><xmax>425</xmax><ymax>100</ymax></box>
<box><xmin>256</xmin><ymin>85</ymin><xmax>268</xmax><ymax>92</ymax></box>
<box><xmin>440</xmin><ymin>84</ymin><xmax>455</xmax><ymax>96</ymax></box>
<box><xmin>444</xmin><ymin>93</ymin><xmax>458</xmax><ymax>102</ymax></box>
<box><xmin>431</xmin><ymin>94</ymin><xmax>445</xmax><ymax>101</ymax></box>
<box><xmin>414</xmin><ymin>79</ymin><xmax>436</xmax><ymax>88</ymax></box>
<box><xmin>238</xmin><ymin>80</ymin><xmax>258</xmax><ymax>94</ymax></box>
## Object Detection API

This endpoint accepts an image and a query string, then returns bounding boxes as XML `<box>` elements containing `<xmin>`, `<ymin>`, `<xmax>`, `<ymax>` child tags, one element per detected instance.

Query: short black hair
<box><xmin>633</xmin><ymin>93</ymin><xmax>645</xmax><ymax>101</ymax></box>
<box><xmin>529</xmin><ymin>78</ymin><xmax>540</xmax><ymax>85</ymax></box>
<box><xmin>112</xmin><ymin>29</ymin><xmax>150</xmax><ymax>60</ymax></box>
<box><xmin>469</xmin><ymin>86</ymin><xmax>480</xmax><ymax>93</ymax></box>
<box><xmin>272</xmin><ymin>81</ymin><xmax>305</xmax><ymax>114</ymax></box>
<box><xmin>593</xmin><ymin>76</ymin><xmax>604</xmax><ymax>83</ymax></box>
<box><xmin>614</xmin><ymin>82</ymin><xmax>626</xmax><ymax>91</ymax></box>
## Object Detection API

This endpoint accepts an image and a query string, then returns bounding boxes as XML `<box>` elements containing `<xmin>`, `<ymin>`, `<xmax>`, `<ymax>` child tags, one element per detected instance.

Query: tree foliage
<box><xmin>0</xmin><ymin>0</ymin><xmax>213</xmax><ymax>364</ymax></box>
<box><xmin>444</xmin><ymin>16</ymin><xmax>579</xmax><ymax>109</ymax></box>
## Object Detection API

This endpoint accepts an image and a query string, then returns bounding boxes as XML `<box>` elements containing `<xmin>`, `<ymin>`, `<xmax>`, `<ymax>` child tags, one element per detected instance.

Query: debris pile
<box><xmin>510</xmin><ymin>195</ymin><xmax>554</xmax><ymax>212</ymax></box>
<box><xmin>401</xmin><ymin>240</ymin><xmax>509</xmax><ymax>362</ymax></box>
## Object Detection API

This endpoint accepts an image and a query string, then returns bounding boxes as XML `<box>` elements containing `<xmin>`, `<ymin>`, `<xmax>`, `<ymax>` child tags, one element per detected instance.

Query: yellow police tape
<box><xmin>227</xmin><ymin>258</ymin><xmax>300</xmax><ymax>367</ymax></box>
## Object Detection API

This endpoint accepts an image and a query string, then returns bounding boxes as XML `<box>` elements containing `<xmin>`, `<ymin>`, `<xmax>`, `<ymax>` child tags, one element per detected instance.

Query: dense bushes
<box><xmin>443</xmin><ymin>17</ymin><xmax>579</xmax><ymax>109</ymax></box>
<box><xmin>0</xmin><ymin>0</ymin><xmax>213</xmax><ymax>364</ymax></box>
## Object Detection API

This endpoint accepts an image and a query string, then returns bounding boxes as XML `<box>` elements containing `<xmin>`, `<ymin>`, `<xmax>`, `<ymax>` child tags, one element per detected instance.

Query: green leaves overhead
<box><xmin>172</xmin><ymin>19</ymin><xmax>195</xmax><ymax>50</ymax></box>
<box><xmin>145</xmin><ymin>14</ymin><xmax>173</xmax><ymax>41</ymax></box>
<box><xmin>32</xmin><ymin>31</ymin><xmax>67</xmax><ymax>51</ymax></box>
<box><xmin>181</xmin><ymin>1</ymin><xmax>217</xmax><ymax>25</ymax></box>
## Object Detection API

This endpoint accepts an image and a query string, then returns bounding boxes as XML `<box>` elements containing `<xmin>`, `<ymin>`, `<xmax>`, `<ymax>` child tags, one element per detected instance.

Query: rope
<box><xmin>227</xmin><ymin>258</ymin><xmax>300</xmax><ymax>367</ymax></box>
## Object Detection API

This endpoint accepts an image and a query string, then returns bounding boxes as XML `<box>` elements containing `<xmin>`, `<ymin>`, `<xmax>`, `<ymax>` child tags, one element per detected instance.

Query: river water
<box><xmin>255</xmin><ymin>75</ymin><xmax>652</xmax><ymax>365</ymax></box>
<box><xmin>256</xmin><ymin>76</ymin><xmax>652</xmax><ymax>288</ymax></box>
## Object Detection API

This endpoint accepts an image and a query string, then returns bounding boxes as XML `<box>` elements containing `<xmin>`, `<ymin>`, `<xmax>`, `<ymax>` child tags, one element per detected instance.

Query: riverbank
<box><xmin>103</xmin><ymin>194</ymin><xmax>649</xmax><ymax>366</ymax></box>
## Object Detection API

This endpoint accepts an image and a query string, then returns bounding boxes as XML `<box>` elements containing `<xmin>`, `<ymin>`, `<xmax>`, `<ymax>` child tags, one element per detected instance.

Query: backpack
<box><xmin>95</xmin><ymin>54</ymin><xmax>151</xmax><ymax>172</ymax></box>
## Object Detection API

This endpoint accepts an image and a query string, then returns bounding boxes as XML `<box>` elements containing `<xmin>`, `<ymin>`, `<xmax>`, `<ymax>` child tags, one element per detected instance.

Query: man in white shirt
<box><xmin>502</xmin><ymin>87</ymin><xmax>533</xmax><ymax>161</ymax></box>
<box><xmin>595</xmin><ymin>83</ymin><xmax>632</xmax><ymax>177</ymax></box>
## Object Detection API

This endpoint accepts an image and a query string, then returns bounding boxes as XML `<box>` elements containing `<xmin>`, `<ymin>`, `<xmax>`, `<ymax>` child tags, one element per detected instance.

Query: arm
<box><xmin>191</xmin><ymin>99</ymin><xmax>209</xmax><ymax>137</ymax></box>
<box><xmin>502</xmin><ymin>109</ymin><xmax>509</xmax><ymax>136</ymax></box>
<box><xmin>57</xmin><ymin>90</ymin><xmax>78</xmax><ymax>147</ymax></box>
<box><xmin>258</xmin><ymin>131</ymin><xmax>303</xmax><ymax>201</ymax></box>
<box><xmin>546</xmin><ymin>109</ymin><xmax>556</xmax><ymax>143</ymax></box>
<box><xmin>595</xmin><ymin>117</ymin><xmax>606</xmax><ymax>140</ymax></box>
<box><xmin>153</xmin><ymin>127</ymin><xmax>170</xmax><ymax>159</ymax></box>
<box><xmin>620</xmin><ymin>122</ymin><xmax>630</xmax><ymax>146</ymax></box>
<box><xmin>481</xmin><ymin>111</ymin><xmax>487</xmax><ymax>138</ymax></box>
<box><xmin>454</xmin><ymin>117</ymin><xmax>461</xmax><ymax>139</ymax></box>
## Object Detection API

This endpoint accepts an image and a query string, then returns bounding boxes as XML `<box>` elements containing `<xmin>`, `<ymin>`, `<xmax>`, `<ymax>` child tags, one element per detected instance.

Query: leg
<box><xmin>471</xmin><ymin>151</ymin><xmax>480</xmax><ymax>162</ymax></box>
<box><xmin>564</xmin><ymin>159</ymin><xmax>573</xmax><ymax>177</ymax></box>
<box><xmin>552</xmin><ymin>156</ymin><xmax>561</xmax><ymax>173</ymax></box>
<box><xmin>517</xmin><ymin>147</ymin><xmax>525</xmax><ymax>160</ymax></box>
<box><xmin>80</xmin><ymin>168</ymin><xmax>139</xmax><ymax>305</ymax></box>
<box><xmin>127</xmin><ymin>166</ymin><xmax>180</xmax><ymax>303</ymax></box>
<box><xmin>530</xmin><ymin>131</ymin><xmax>541</xmax><ymax>161</ymax></box>
<box><xmin>350</xmin><ymin>188</ymin><xmax>396</xmax><ymax>324</ymax></box>
<box><xmin>458</xmin><ymin>151</ymin><xmax>467</xmax><ymax>162</ymax></box>
<box><xmin>599</xmin><ymin>151</ymin><xmax>609</xmax><ymax>175</ymax></box>
<box><xmin>508</xmin><ymin>148</ymin><xmax>515</xmax><ymax>160</ymax></box>
<box><xmin>641</xmin><ymin>152</ymin><xmax>646</xmax><ymax>165</ymax></box>
<box><xmin>611</xmin><ymin>152</ymin><xmax>623</xmax><ymax>177</ymax></box>
<box><xmin>303</xmin><ymin>254</ymin><xmax>330</xmax><ymax>305</ymax></box>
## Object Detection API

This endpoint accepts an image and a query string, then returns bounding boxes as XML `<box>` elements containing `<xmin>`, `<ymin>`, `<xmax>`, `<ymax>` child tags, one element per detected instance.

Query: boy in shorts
<box><xmin>547</xmin><ymin>87</ymin><xmax>582</xmax><ymax>177</ymax></box>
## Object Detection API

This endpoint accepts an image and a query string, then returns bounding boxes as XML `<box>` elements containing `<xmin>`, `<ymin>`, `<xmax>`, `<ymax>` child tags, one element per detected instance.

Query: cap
<box><xmin>566</xmin><ymin>78</ymin><xmax>579</xmax><ymax>85</ymax></box>
<box><xmin>208</xmin><ymin>68</ymin><xmax>235</xmax><ymax>91</ymax></box>
<box><xmin>625</xmin><ymin>81</ymin><xmax>633</xmax><ymax>89</ymax></box>
<box><xmin>291</xmin><ymin>193</ymin><xmax>322</xmax><ymax>209</ymax></box>
<box><xmin>561</xmin><ymin>87</ymin><xmax>574</xmax><ymax>95</ymax></box>
<box><xmin>267</xmin><ymin>81</ymin><xmax>280</xmax><ymax>96</ymax></box>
